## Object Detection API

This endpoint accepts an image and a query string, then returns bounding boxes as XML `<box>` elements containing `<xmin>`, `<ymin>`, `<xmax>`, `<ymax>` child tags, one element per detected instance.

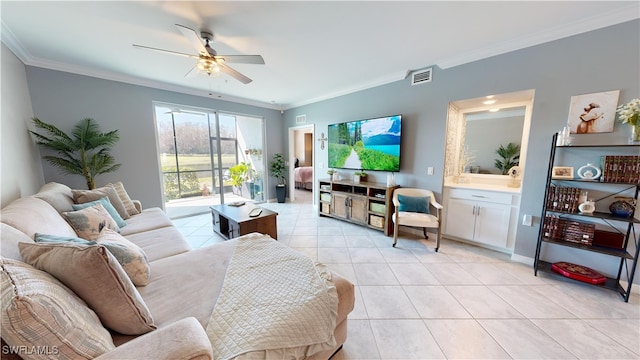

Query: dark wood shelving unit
<box><xmin>534</xmin><ymin>133</ymin><xmax>640</xmax><ymax>302</ymax></box>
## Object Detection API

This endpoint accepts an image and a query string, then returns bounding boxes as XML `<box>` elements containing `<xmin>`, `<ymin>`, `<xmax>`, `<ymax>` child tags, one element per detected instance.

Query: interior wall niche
<box><xmin>444</xmin><ymin>89</ymin><xmax>535</xmax><ymax>180</ymax></box>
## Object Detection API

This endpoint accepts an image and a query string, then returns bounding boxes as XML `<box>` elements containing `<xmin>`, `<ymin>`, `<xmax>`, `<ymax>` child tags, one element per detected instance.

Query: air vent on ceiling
<box><xmin>295</xmin><ymin>115</ymin><xmax>307</xmax><ymax>124</ymax></box>
<box><xmin>411</xmin><ymin>68</ymin><xmax>433</xmax><ymax>86</ymax></box>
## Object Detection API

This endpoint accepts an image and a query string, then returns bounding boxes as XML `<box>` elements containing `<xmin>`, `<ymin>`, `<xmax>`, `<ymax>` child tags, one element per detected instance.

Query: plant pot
<box><xmin>275</xmin><ymin>185</ymin><xmax>287</xmax><ymax>203</ymax></box>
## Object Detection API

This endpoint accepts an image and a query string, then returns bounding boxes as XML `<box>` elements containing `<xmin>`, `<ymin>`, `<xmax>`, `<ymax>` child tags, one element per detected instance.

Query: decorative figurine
<box><xmin>577</xmin><ymin>163</ymin><xmax>601</xmax><ymax>180</ymax></box>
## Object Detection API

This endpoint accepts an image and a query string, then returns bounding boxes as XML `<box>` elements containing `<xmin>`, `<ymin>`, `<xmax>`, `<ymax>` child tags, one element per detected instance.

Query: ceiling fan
<box><xmin>133</xmin><ymin>24</ymin><xmax>264</xmax><ymax>84</ymax></box>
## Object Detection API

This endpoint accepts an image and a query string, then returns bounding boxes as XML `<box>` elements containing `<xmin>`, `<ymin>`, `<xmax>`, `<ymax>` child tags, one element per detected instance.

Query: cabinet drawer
<box><xmin>449</xmin><ymin>188</ymin><xmax>513</xmax><ymax>205</ymax></box>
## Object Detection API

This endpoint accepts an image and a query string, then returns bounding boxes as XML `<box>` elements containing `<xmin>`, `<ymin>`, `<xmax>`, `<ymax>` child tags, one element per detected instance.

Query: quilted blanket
<box><xmin>206</xmin><ymin>234</ymin><xmax>338</xmax><ymax>359</ymax></box>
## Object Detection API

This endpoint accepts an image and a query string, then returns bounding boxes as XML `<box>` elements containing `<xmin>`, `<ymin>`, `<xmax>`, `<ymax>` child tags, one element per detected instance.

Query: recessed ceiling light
<box><xmin>483</xmin><ymin>100</ymin><xmax>496</xmax><ymax>105</ymax></box>
<box><xmin>489</xmin><ymin>108</ymin><xmax>500</xmax><ymax>112</ymax></box>
<box><xmin>486</xmin><ymin>95</ymin><xmax>495</xmax><ymax>99</ymax></box>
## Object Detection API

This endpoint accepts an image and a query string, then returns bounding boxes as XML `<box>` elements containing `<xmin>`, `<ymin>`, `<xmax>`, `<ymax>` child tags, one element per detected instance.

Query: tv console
<box><xmin>318</xmin><ymin>179</ymin><xmax>399</xmax><ymax>236</ymax></box>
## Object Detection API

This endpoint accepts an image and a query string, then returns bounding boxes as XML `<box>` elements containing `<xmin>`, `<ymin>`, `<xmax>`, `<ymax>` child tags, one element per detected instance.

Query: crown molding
<box><xmin>437</xmin><ymin>3</ymin><xmax>640</xmax><ymax>70</ymax></box>
<box><xmin>1</xmin><ymin>20</ymin><xmax>31</xmax><ymax>63</ymax></box>
<box><xmin>285</xmin><ymin>70</ymin><xmax>407</xmax><ymax>109</ymax></box>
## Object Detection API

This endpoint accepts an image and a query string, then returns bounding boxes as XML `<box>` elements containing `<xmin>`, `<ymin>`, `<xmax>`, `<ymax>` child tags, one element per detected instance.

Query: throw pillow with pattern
<box><xmin>95</xmin><ymin>228</ymin><xmax>150</xmax><ymax>286</ymax></box>
<box><xmin>63</xmin><ymin>203</ymin><xmax>120</xmax><ymax>240</ymax></box>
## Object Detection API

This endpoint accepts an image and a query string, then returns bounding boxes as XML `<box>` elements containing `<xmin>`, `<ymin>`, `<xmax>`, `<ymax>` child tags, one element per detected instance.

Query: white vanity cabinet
<box><xmin>443</xmin><ymin>187</ymin><xmax>520</xmax><ymax>251</ymax></box>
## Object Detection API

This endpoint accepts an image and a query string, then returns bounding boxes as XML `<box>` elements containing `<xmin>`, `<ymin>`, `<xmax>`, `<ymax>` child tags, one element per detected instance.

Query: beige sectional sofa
<box><xmin>0</xmin><ymin>183</ymin><xmax>355</xmax><ymax>359</ymax></box>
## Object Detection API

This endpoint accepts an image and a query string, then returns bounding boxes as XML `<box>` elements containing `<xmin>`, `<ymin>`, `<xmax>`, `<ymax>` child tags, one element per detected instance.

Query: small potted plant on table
<box><xmin>327</xmin><ymin>168</ymin><xmax>336</xmax><ymax>182</ymax></box>
<box><xmin>353</xmin><ymin>169</ymin><xmax>367</xmax><ymax>184</ymax></box>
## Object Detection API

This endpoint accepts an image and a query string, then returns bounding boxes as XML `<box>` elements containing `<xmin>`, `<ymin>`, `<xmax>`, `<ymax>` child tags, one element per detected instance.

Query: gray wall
<box><xmin>24</xmin><ymin>68</ymin><xmax>284</xmax><ymax>208</ymax></box>
<box><xmin>284</xmin><ymin>20</ymin><xmax>640</xmax><ymax>269</ymax></box>
<box><xmin>1</xmin><ymin>44</ymin><xmax>44</xmax><ymax>205</ymax></box>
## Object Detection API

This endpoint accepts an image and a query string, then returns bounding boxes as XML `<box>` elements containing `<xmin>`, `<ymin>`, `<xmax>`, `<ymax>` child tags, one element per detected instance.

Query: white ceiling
<box><xmin>2</xmin><ymin>1</ymin><xmax>638</xmax><ymax>110</ymax></box>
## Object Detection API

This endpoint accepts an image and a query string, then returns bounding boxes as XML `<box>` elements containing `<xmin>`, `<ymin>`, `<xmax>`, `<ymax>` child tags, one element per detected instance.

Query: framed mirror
<box><xmin>444</xmin><ymin>89</ymin><xmax>534</xmax><ymax>184</ymax></box>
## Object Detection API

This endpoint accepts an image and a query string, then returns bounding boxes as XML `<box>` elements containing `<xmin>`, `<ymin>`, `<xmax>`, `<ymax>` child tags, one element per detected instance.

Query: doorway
<box><xmin>288</xmin><ymin>124</ymin><xmax>314</xmax><ymax>203</ymax></box>
<box><xmin>154</xmin><ymin>104</ymin><xmax>265</xmax><ymax>218</ymax></box>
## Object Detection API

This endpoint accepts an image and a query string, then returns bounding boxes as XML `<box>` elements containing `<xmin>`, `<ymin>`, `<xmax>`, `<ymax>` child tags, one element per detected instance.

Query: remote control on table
<box><xmin>249</xmin><ymin>208</ymin><xmax>263</xmax><ymax>217</ymax></box>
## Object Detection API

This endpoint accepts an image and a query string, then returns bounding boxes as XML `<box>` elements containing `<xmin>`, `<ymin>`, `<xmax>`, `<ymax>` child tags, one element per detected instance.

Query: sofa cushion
<box><xmin>136</xmin><ymin>241</ymin><xmax>236</xmax><ymax>328</ymax></box>
<box><xmin>63</xmin><ymin>203</ymin><xmax>120</xmax><ymax>240</ymax></box>
<box><xmin>0</xmin><ymin>223</ymin><xmax>35</xmax><ymax>262</ymax></box>
<box><xmin>72</xmin><ymin>196</ymin><xmax>127</xmax><ymax>228</ymax></box>
<box><xmin>118</xmin><ymin>208</ymin><xmax>174</xmax><ymax>236</ymax></box>
<box><xmin>33</xmin><ymin>182</ymin><xmax>75</xmax><ymax>213</ymax></box>
<box><xmin>95</xmin><ymin>229</ymin><xmax>150</xmax><ymax>286</ymax></box>
<box><xmin>73</xmin><ymin>186</ymin><xmax>129</xmax><ymax>220</ymax></box>
<box><xmin>34</xmin><ymin>231</ymin><xmax>151</xmax><ymax>287</ymax></box>
<box><xmin>1</xmin><ymin>196</ymin><xmax>78</xmax><ymax>239</ymax></box>
<box><xmin>18</xmin><ymin>242</ymin><xmax>156</xmax><ymax>335</ymax></box>
<box><xmin>0</xmin><ymin>258</ymin><xmax>115</xmax><ymax>359</ymax></box>
<box><xmin>124</xmin><ymin>225</ymin><xmax>191</xmax><ymax>262</ymax></box>
<box><xmin>108</xmin><ymin>182</ymin><xmax>140</xmax><ymax>217</ymax></box>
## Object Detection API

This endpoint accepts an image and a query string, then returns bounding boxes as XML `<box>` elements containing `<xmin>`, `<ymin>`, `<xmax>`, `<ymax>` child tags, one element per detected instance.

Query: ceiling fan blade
<box><xmin>175</xmin><ymin>24</ymin><xmax>208</xmax><ymax>56</ymax></box>
<box><xmin>215</xmin><ymin>55</ymin><xmax>265</xmax><ymax>64</ymax></box>
<box><xmin>184</xmin><ymin>64</ymin><xmax>199</xmax><ymax>78</ymax></box>
<box><xmin>220</xmin><ymin>63</ymin><xmax>252</xmax><ymax>84</ymax></box>
<box><xmin>133</xmin><ymin>44</ymin><xmax>199</xmax><ymax>59</ymax></box>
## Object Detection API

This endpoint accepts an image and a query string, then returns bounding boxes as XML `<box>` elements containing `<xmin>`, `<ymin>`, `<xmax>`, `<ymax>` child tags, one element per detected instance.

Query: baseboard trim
<box><xmin>510</xmin><ymin>253</ymin><xmax>534</xmax><ymax>265</ymax></box>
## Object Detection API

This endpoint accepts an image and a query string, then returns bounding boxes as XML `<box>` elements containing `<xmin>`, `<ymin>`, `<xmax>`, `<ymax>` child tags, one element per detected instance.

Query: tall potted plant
<box><xmin>30</xmin><ymin>117</ymin><xmax>121</xmax><ymax>189</ymax></box>
<box><xmin>269</xmin><ymin>153</ymin><xmax>287</xmax><ymax>203</ymax></box>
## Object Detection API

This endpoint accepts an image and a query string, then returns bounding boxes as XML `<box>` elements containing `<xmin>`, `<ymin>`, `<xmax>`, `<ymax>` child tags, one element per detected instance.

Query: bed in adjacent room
<box><xmin>294</xmin><ymin>166</ymin><xmax>313</xmax><ymax>190</ymax></box>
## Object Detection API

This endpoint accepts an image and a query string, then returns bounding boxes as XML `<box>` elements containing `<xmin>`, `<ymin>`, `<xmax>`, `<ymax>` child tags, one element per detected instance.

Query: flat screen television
<box><xmin>328</xmin><ymin>114</ymin><xmax>401</xmax><ymax>172</ymax></box>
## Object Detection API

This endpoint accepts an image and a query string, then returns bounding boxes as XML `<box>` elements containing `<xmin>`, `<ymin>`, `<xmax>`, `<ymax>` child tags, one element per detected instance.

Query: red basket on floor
<box><xmin>551</xmin><ymin>261</ymin><xmax>606</xmax><ymax>285</ymax></box>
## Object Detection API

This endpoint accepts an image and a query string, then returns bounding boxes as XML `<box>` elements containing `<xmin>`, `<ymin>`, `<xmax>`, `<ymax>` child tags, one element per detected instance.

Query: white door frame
<box><xmin>287</xmin><ymin>124</ymin><xmax>315</xmax><ymax>203</ymax></box>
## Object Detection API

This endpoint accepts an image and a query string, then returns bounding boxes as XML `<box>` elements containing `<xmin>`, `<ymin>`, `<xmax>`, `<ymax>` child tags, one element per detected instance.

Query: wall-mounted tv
<box><xmin>328</xmin><ymin>114</ymin><xmax>401</xmax><ymax>172</ymax></box>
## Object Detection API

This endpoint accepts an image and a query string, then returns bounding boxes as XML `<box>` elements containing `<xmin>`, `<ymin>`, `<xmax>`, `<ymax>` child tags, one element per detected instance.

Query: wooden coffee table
<box><xmin>211</xmin><ymin>203</ymin><xmax>278</xmax><ymax>240</ymax></box>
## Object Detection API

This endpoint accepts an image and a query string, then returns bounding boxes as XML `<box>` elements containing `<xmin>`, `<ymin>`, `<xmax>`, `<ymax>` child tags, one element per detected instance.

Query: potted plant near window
<box><xmin>353</xmin><ymin>169</ymin><xmax>367</xmax><ymax>184</ymax></box>
<box><xmin>229</xmin><ymin>162</ymin><xmax>249</xmax><ymax>196</ymax></box>
<box><xmin>270</xmin><ymin>153</ymin><xmax>287</xmax><ymax>203</ymax></box>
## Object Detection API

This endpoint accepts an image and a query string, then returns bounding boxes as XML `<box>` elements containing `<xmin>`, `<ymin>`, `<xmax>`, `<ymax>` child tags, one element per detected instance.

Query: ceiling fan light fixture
<box><xmin>197</xmin><ymin>58</ymin><xmax>221</xmax><ymax>77</ymax></box>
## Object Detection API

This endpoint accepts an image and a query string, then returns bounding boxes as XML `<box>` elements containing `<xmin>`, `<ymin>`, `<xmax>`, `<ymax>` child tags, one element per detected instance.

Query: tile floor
<box><xmin>172</xmin><ymin>190</ymin><xmax>640</xmax><ymax>359</ymax></box>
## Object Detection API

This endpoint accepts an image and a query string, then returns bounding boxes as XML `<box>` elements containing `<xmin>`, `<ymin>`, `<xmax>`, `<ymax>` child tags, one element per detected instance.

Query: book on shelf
<box><xmin>542</xmin><ymin>214</ymin><xmax>594</xmax><ymax>245</ymax></box>
<box><xmin>547</xmin><ymin>185</ymin><xmax>581</xmax><ymax>213</ymax></box>
<box><xmin>601</xmin><ymin>155</ymin><xmax>640</xmax><ymax>183</ymax></box>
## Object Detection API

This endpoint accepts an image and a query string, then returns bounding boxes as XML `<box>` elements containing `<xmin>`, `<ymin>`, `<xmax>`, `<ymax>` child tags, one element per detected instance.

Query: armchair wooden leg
<box><xmin>423</xmin><ymin>227</ymin><xmax>429</xmax><ymax>239</ymax></box>
<box><xmin>393</xmin><ymin>222</ymin><xmax>399</xmax><ymax>247</ymax></box>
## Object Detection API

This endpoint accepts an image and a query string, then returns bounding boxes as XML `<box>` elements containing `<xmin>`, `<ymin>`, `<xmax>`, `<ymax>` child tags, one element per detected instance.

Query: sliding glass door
<box><xmin>155</xmin><ymin>104</ymin><xmax>264</xmax><ymax>218</ymax></box>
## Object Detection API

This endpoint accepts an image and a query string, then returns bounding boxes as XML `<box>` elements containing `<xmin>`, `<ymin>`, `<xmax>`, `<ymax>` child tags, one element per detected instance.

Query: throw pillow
<box><xmin>33</xmin><ymin>182</ymin><xmax>76</xmax><ymax>213</ymax></box>
<box><xmin>0</xmin><ymin>258</ymin><xmax>115</xmax><ymax>359</ymax></box>
<box><xmin>34</xmin><ymin>232</ymin><xmax>149</xmax><ymax>286</ymax></box>
<box><xmin>35</xmin><ymin>232</ymin><xmax>95</xmax><ymax>244</ymax></box>
<box><xmin>63</xmin><ymin>203</ymin><xmax>120</xmax><ymax>240</ymax></box>
<box><xmin>95</xmin><ymin>228</ymin><xmax>150</xmax><ymax>286</ymax></box>
<box><xmin>72</xmin><ymin>186</ymin><xmax>130</xmax><ymax>220</ymax></box>
<box><xmin>18</xmin><ymin>242</ymin><xmax>156</xmax><ymax>335</ymax></box>
<box><xmin>72</xmin><ymin>196</ymin><xmax>127</xmax><ymax>228</ymax></box>
<box><xmin>108</xmin><ymin>182</ymin><xmax>140</xmax><ymax>217</ymax></box>
<box><xmin>397</xmin><ymin>194</ymin><xmax>430</xmax><ymax>214</ymax></box>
